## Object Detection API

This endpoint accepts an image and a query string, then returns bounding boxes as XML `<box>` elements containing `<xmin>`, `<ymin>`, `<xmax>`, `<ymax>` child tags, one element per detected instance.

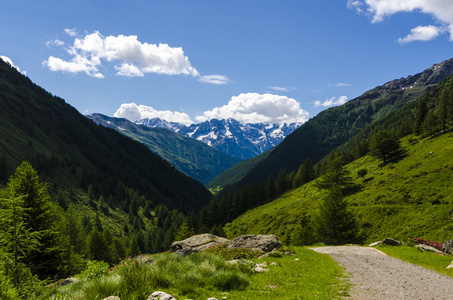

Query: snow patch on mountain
<box><xmin>136</xmin><ymin>117</ymin><xmax>301</xmax><ymax>159</ymax></box>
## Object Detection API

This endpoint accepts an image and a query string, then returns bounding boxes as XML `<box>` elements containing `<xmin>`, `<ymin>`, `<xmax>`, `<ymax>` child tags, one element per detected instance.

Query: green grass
<box><xmin>376</xmin><ymin>244</ymin><xmax>453</xmax><ymax>278</ymax></box>
<box><xmin>40</xmin><ymin>247</ymin><xmax>350</xmax><ymax>299</ymax></box>
<box><xmin>225</xmin><ymin>133</ymin><xmax>453</xmax><ymax>244</ymax></box>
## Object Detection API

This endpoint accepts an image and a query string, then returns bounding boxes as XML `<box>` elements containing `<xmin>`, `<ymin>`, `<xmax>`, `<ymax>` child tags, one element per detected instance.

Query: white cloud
<box><xmin>198</xmin><ymin>75</ymin><xmax>229</xmax><ymax>85</ymax></box>
<box><xmin>334</xmin><ymin>83</ymin><xmax>352</xmax><ymax>87</ymax></box>
<box><xmin>1</xmin><ymin>55</ymin><xmax>26</xmax><ymax>75</ymax></box>
<box><xmin>114</xmin><ymin>103</ymin><xmax>194</xmax><ymax>125</ymax></box>
<box><xmin>398</xmin><ymin>25</ymin><xmax>441</xmax><ymax>44</ymax></box>
<box><xmin>46</xmin><ymin>39</ymin><xmax>65</xmax><ymax>47</ymax></box>
<box><xmin>195</xmin><ymin>93</ymin><xmax>309</xmax><ymax>124</ymax></box>
<box><xmin>44</xmin><ymin>30</ymin><xmax>200</xmax><ymax>79</ymax></box>
<box><xmin>269</xmin><ymin>86</ymin><xmax>289</xmax><ymax>92</ymax></box>
<box><xmin>314</xmin><ymin>96</ymin><xmax>348</xmax><ymax>107</ymax></box>
<box><xmin>349</xmin><ymin>0</ymin><xmax>453</xmax><ymax>41</ymax></box>
<box><xmin>64</xmin><ymin>28</ymin><xmax>78</xmax><ymax>37</ymax></box>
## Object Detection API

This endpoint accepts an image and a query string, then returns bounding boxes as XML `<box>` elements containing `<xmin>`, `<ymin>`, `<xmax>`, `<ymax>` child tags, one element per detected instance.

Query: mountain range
<box><xmin>137</xmin><ymin>117</ymin><xmax>300</xmax><ymax>160</ymax></box>
<box><xmin>87</xmin><ymin>113</ymin><xmax>242</xmax><ymax>185</ymax></box>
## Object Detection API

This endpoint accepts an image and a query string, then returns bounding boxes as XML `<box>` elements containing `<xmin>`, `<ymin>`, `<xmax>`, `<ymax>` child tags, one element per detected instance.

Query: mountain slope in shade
<box><xmin>0</xmin><ymin>59</ymin><xmax>212</xmax><ymax>212</ymax></box>
<box><xmin>87</xmin><ymin>113</ymin><xmax>242</xmax><ymax>185</ymax></box>
<box><xmin>137</xmin><ymin>117</ymin><xmax>300</xmax><ymax>160</ymax></box>
<box><xmin>226</xmin><ymin>57</ymin><xmax>453</xmax><ymax>190</ymax></box>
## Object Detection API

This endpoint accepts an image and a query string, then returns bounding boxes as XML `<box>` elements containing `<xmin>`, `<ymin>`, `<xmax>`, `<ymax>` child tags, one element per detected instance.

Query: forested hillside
<box><xmin>0</xmin><ymin>59</ymin><xmax>212</xmax><ymax>212</ymax></box>
<box><xmin>87</xmin><ymin>113</ymin><xmax>242</xmax><ymax>185</ymax></box>
<box><xmin>224</xmin><ymin>58</ymin><xmax>453</xmax><ymax>193</ymax></box>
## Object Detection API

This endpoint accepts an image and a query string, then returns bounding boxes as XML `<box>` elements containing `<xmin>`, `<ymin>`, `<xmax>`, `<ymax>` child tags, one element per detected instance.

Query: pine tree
<box><xmin>6</xmin><ymin>162</ymin><xmax>65</xmax><ymax>279</ymax></box>
<box><xmin>88</xmin><ymin>228</ymin><xmax>110</xmax><ymax>262</ymax></box>
<box><xmin>174</xmin><ymin>221</ymin><xmax>195</xmax><ymax>241</ymax></box>
<box><xmin>369</xmin><ymin>130</ymin><xmax>403</xmax><ymax>164</ymax></box>
<box><xmin>0</xmin><ymin>195</ymin><xmax>41</xmax><ymax>291</ymax></box>
<box><xmin>438</xmin><ymin>87</ymin><xmax>450</xmax><ymax>133</ymax></box>
<box><xmin>414</xmin><ymin>99</ymin><xmax>428</xmax><ymax>135</ymax></box>
<box><xmin>316</xmin><ymin>186</ymin><xmax>360</xmax><ymax>245</ymax></box>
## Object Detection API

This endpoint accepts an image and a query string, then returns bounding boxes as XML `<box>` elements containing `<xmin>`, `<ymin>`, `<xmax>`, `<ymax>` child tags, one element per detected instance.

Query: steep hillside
<box><xmin>206</xmin><ymin>148</ymin><xmax>272</xmax><ymax>192</ymax></box>
<box><xmin>229</xmin><ymin>58</ymin><xmax>453</xmax><ymax>190</ymax></box>
<box><xmin>224</xmin><ymin>133</ymin><xmax>453</xmax><ymax>243</ymax></box>
<box><xmin>87</xmin><ymin>113</ymin><xmax>242</xmax><ymax>185</ymax></box>
<box><xmin>0</xmin><ymin>59</ymin><xmax>212</xmax><ymax>212</ymax></box>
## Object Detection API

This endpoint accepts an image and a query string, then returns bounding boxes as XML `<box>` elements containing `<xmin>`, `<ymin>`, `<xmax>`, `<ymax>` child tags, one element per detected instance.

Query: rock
<box><xmin>170</xmin><ymin>234</ymin><xmax>229</xmax><ymax>255</ymax></box>
<box><xmin>369</xmin><ymin>241</ymin><xmax>383</xmax><ymax>247</ymax></box>
<box><xmin>147</xmin><ymin>291</ymin><xmax>176</xmax><ymax>300</ymax></box>
<box><xmin>271</xmin><ymin>262</ymin><xmax>279</xmax><ymax>266</ymax></box>
<box><xmin>207</xmin><ymin>298</ymin><xmax>218</xmax><ymax>300</ymax></box>
<box><xmin>443</xmin><ymin>239</ymin><xmax>453</xmax><ymax>254</ymax></box>
<box><xmin>415</xmin><ymin>244</ymin><xmax>444</xmax><ymax>255</ymax></box>
<box><xmin>382</xmin><ymin>238</ymin><xmax>401</xmax><ymax>246</ymax></box>
<box><xmin>61</xmin><ymin>277</ymin><xmax>79</xmax><ymax>285</ymax></box>
<box><xmin>228</xmin><ymin>234</ymin><xmax>282</xmax><ymax>252</ymax></box>
<box><xmin>102</xmin><ymin>297</ymin><xmax>120</xmax><ymax>300</ymax></box>
<box><xmin>446</xmin><ymin>261</ymin><xmax>453</xmax><ymax>269</ymax></box>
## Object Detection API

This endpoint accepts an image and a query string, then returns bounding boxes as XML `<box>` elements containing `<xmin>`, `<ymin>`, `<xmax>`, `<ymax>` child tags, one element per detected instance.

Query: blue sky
<box><xmin>1</xmin><ymin>0</ymin><xmax>453</xmax><ymax>125</ymax></box>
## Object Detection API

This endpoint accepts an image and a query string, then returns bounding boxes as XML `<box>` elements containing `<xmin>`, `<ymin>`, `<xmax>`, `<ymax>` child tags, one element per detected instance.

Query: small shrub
<box><xmin>80</xmin><ymin>260</ymin><xmax>110</xmax><ymax>280</ymax></box>
<box><xmin>267</xmin><ymin>251</ymin><xmax>283</xmax><ymax>258</ymax></box>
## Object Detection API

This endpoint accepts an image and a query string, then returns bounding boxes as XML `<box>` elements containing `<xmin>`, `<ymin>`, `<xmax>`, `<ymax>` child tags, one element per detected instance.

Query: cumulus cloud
<box><xmin>348</xmin><ymin>0</ymin><xmax>453</xmax><ymax>41</ymax></box>
<box><xmin>195</xmin><ymin>93</ymin><xmax>309</xmax><ymax>124</ymax></box>
<box><xmin>198</xmin><ymin>75</ymin><xmax>229</xmax><ymax>85</ymax></box>
<box><xmin>314</xmin><ymin>96</ymin><xmax>348</xmax><ymax>107</ymax></box>
<box><xmin>1</xmin><ymin>55</ymin><xmax>26</xmax><ymax>75</ymax></box>
<box><xmin>114</xmin><ymin>103</ymin><xmax>194</xmax><ymax>125</ymax></box>
<box><xmin>43</xmin><ymin>30</ymin><xmax>200</xmax><ymax>79</ymax></box>
<box><xmin>398</xmin><ymin>25</ymin><xmax>441</xmax><ymax>44</ymax></box>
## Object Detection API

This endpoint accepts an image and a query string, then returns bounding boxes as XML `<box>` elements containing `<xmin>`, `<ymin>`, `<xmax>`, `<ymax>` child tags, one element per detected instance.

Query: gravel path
<box><xmin>311</xmin><ymin>246</ymin><xmax>453</xmax><ymax>300</ymax></box>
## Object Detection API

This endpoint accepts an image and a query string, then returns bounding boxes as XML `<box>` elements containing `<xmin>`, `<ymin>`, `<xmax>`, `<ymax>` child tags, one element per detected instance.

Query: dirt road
<box><xmin>311</xmin><ymin>246</ymin><xmax>453</xmax><ymax>299</ymax></box>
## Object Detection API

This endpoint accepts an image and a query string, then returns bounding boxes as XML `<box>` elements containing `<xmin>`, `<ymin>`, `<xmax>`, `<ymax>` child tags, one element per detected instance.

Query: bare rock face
<box><xmin>228</xmin><ymin>234</ymin><xmax>282</xmax><ymax>252</ymax></box>
<box><xmin>171</xmin><ymin>233</ymin><xmax>229</xmax><ymax>255</ymax></box>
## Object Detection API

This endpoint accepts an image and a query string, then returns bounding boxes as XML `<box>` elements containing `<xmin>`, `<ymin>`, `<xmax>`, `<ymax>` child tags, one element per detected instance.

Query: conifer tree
<box><xmin>6</xmin><ymin>162</ymin><xmax>65</xmax><ymax>279</ymax></box>
<box><xmin>369</xmin><ymin>130</ymin><xmax>403</xmax><ymax>164</ymax></box>
<box><xmin>414</xmin><ymin>99</ymin><xmax>428</xmax><ymax>135</ymax></box>
<box><xmin>316</xmin><ymin>186</ymin><xmax>359</xmax><ymax>245</ymax></box>
<box><xmin>88</xmin><ymin>228</ymin><xmax>110</xmax><ymax>262</ymax></box>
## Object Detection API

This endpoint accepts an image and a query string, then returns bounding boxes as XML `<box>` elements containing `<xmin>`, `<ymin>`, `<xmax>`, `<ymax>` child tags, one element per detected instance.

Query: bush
<box><xmin>79</xmin><ymin>260</ymin><xmax>110</xmax><ymax>280</ymax></box>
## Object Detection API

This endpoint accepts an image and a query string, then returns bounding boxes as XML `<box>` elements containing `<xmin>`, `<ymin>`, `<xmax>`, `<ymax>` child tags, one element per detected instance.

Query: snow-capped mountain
<box><xmin>135</xmin><ymin>118</ymin><xmax>301</xmax><ymax>159</ymax></box>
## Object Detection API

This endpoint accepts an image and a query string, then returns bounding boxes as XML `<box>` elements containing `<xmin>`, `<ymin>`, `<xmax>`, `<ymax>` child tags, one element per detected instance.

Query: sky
<box><xmin>1</xmin><ymin>0</ymin><xmax>453</xmax><ymax>125</ymax></box>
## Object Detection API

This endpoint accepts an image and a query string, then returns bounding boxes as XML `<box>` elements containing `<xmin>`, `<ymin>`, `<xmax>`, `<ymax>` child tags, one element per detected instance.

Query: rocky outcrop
<box><xmin>228</xmin><ymin>234</ymin><xmax>282</xmax><ymax>252</ymax></box>
<box><xmin>170</xmin><ymin>234</ymin><xmax>282</xmax><ymax>255</ymax></box>
<box><xmin>171</xmin><ymin>233</ymin><xmax>229</xmax><ymax>255</ymax></box>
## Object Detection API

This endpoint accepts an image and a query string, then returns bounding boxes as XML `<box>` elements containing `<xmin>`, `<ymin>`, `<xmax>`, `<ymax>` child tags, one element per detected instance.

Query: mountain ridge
<box><xmin>136</xmin><ymin>117</ymin><xmax>300</xmax><ymax>159</ymax></box>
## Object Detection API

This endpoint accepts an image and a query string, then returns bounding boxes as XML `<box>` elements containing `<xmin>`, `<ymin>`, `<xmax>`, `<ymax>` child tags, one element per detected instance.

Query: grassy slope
<box><xmin>225</xmin><ymin>133</ymin><xmax>453</xmax><ymax>244</ymax></box>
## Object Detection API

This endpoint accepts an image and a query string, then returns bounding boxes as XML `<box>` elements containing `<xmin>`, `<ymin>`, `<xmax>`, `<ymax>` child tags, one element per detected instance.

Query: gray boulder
<box><xmin>147</xmin><ymin>291</ymin><xmax>176</xmax><ymax>300</ymax></box>
<box><xmin>102</xmin><ymin>297</ymin><xmax>120</xmax><ymax>300</ymax></box>
<box><xmin>170</xmin><ymin>233</ymin><xmax>229</xmax><ymax>255</ymax></box>
<box><xmin>382</xmin><ymin>238</ymin><xmax>401</xmax><ymax>246</ymax></box>
<box><xmin>228</xmin><ymin>234</ymin><xmax>282</xmax><ymax>252</ymax></box>
<box><xmin>443</xmin><ymin>239</ymin><xmax>453</xmax><ymax>254</ymax></box>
